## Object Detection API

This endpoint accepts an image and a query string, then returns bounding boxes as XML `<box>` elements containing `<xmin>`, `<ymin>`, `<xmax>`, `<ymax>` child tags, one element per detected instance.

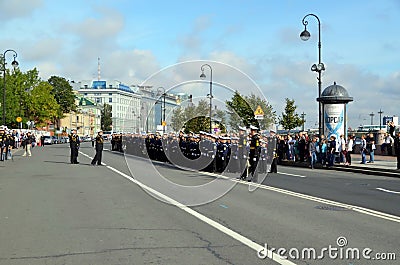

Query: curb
<box><xmin>279</xmin><ymin>161</ymin><xmax>400</xmax><ymax>178</ymax></box>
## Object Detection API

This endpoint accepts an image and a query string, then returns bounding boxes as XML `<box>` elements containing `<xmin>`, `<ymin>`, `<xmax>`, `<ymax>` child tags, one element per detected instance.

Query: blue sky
<box><xmin>1</xmin><ymin>0</ymin><xmax>399</xmax><ymax>129</ymax></box>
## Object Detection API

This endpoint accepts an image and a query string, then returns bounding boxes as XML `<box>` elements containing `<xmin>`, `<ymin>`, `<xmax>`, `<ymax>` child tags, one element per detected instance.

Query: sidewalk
<box><xmin>280</xmin><ymin>153</ymin><xmax>400</xmax><ymax>178</ymax></box>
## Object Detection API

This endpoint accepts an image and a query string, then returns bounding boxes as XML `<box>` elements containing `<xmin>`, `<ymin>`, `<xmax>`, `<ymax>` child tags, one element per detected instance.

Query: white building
<box><xmin>76</xmin><ymin>80</ymin><xmax>141</xmax><ymax>133</ymax></box>
<box><xmin>137</xmin><ymin>86</ymin><xmax>182</xmax><ymax>133</ymax></box>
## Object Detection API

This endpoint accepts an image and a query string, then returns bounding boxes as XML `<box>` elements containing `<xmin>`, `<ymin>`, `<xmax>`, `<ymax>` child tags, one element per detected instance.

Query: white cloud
<box><xmin>0</xmin><ymin>0</ymin><xmax>43</xmax><ymax>20</ymax></box>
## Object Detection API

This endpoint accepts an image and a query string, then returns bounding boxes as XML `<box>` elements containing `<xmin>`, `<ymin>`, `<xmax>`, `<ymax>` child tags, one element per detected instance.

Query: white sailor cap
<box><xmin>250</xmin><ymin>125</ymin><xmax>258</xmax><ymax>130</ymax></box>
<box><xmin>238</xmin><ymin>126</ymin><xmax>246</xmax><ymax>131</ymax></box>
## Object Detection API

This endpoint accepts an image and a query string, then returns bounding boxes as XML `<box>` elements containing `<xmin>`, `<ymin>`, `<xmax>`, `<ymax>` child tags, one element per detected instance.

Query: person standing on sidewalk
<box><xmin>366</xmin><ymin>133</ymin><xmax>375</xmax><ymax>163</ymax></box>
<box><xmin>360</xmin><ymin>135</ymin><xmax>367</xmax><ymax>164</ymax></box>
<box><xmin>308</xmin><ymin>137</ymin><xmax>317</xmax><ymax>169</ymax></box>
<box><xmin>91</xmin><ymin>131</ymin><xmax>104</xmax><ymax>166</ymax></box>
<box><xmin>328</xmin><ymin>135</ymin><xmax>337</xmax><ymax>167</ymax></box>
<box><xmin>345</xmin><ymin>135</ymin><xmax>354</xmax><ymax>166</ymax></box>
<box><xmin>394</xmin><ymin>132</ymin><xmax>400</xmax><ymax>170</ymax></box>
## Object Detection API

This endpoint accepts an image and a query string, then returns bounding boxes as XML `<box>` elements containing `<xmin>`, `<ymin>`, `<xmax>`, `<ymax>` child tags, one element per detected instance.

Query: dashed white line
<box><xmin>278</xmin><ymin>172</ymin><xmax>307</xmax><ymax>178</ymax></box>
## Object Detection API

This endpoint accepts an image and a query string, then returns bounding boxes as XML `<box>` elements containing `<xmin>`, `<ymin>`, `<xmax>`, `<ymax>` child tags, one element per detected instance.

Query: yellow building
<box><xmin>60</xmin><ymin>94</ymin><xmax>101</xmax><ymax>137</ymax></box>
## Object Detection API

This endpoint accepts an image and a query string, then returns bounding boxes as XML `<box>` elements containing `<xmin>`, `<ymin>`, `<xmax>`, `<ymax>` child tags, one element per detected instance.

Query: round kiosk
<box><xmin>317</xmin><ymin>82</ymin><xmax>353</xmax><ymax>139</ymax></box>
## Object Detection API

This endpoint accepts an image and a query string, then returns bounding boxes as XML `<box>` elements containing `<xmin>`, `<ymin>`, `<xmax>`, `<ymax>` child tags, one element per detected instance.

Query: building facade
<box><xmin>137</xmin><ymin>86</ymin><xmax>181</xmax><ymax>133</ymax></box>
<box><xmin>76</xmin><ymin>80</ymin><xmax>141</xmax><ymax>133</ymax></box>
<box><xmin>60</xmin><ymin>93</ymin><xmax>102</xmax><ymax>137</ymax></box>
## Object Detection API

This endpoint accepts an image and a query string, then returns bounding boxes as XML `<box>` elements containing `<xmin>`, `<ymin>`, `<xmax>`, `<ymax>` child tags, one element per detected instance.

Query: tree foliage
<box><xmin>226</xmin><ymin>91</ymin><xmax>276</xmax><ymax>131</ymax></box>
<box><xmin>1</xmin><ymin>67</ymin><xmax>60</xmax><ymax>128</ymax></box>
<box><xmin>170</xmin><ymin>99</ymin><xmax>227</xmax><ymax>133</ymax></box>
<box><xmin>101</xmin><ymin>103</ymin><xmax>113</xmax><ymax>131</ymax></box>
<box><xmin>279</xmin><ymin>98</ymin><xmax>304</xmax><ymax>132</ymax></box>
<box><xmin>48</xmin><ymin>76</ymin><xmax>76</xmax><ymax>114</ymax></box>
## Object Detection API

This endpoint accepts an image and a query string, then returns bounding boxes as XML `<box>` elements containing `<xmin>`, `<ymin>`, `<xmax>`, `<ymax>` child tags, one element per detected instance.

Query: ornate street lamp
<box><xmin>200</xmin><ymin>64</ymin><xmax>213</xmax><ymax>133</ymax></box>
<box><xmin>300</xmin><ymin>14</ymin><xmax>324</xmax><ymax>137</ymax></box>
<box><xmin>2</xmin><ymin>49</ymin><xmax>19</xmax><ymax>125</ymax></box>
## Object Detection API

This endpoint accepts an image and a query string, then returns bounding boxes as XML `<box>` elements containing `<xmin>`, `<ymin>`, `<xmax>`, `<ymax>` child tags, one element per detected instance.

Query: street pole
<box><xmin>2</xmin><ymin>49</ymin><xmax>19</xmax><ymax>126</ymax></box>
<box><xmin>301</xmin><ymin>112</ymin><xmax>306</xmax><ymax>132</ymax></box>
<box><xmin>300</xmin><ymin>14</ymin><xmax>325</xmax><ymax>137</ymax></box>
<box><xmin>369</xmin><ymin>112</ymin><xmax>374</xmax><ymax>125</ymax></box>
<box><xmin>163</xmin><ymin>92</ymin><xmax>166</xmax><ymax>134</ymax></box>
<box><xmin>200</xmin><ymin>64</ymin><xmax>213</xmax><ymax>134</ymax></box>
<box><xmin>378</xmin><ymin>109</ymin><xmax>383</xmax><ymax>131</ymax></box>
<box><xmin>157</xmin><ymin>87</ymin><xmax>166</xmax><ymax>133</ymax></box>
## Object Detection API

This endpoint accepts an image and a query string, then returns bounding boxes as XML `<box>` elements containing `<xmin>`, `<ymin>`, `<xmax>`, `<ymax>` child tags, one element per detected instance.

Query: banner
<box><xmin>324</xmin><ymin>104</ymin><xmax>344</xmax><ymax>139</ymax></box>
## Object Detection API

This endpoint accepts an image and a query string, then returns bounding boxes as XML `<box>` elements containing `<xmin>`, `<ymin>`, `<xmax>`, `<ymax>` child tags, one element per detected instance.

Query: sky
<box><xmin>1</xmin><ymin>0</ymin><xmax>399</xmax><ymax>130</ymax></box>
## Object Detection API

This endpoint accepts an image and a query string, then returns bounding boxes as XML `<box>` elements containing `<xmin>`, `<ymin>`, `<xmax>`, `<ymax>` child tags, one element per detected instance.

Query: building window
<box><xmin>96</xmin><ymin>98</ymin><xmax>102</xmax><ymax>103</ymax></box>
<box><xmin>109</xmin><ymin>93</ymin><xmax>112</xmax><ymax>96</ymax></box>
<box><xmin>109</xmin><ymin>98</ymin><xmax>112</xmax><ymax>103</ymax></box>
<box><xmin>84</xmin><ymin>93</ymin><xmax>87</xmax><ymax>96</ymax></box>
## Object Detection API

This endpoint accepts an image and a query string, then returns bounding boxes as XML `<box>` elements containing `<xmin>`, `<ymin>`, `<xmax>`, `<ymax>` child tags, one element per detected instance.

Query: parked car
<box><xmin>43</xmin><ymin>136</ymin><xmax>53</xmax><ymax>145</ymax></box>
<box><xmin>60</xmin><ymin>136</ymin><xmax>69</xmax><ymax>143</ymax></box>
<box><xmin>52</xmin><ymin>136</ymin><xmax>59</xmax><ymax>144</ymax></box>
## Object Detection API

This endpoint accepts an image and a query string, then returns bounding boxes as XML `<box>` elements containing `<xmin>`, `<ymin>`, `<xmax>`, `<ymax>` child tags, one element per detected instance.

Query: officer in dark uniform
<box><xmin>394</xmin><ymin>132</ymin><xmax>400</xmax><ymax>170</ymax></box>
<box><xmin>91</xmin><ymin>130</ymin><xmax>104</xmax><ymax>166</ymax></box>
<box><xmin>68</xmin><ymin>129</ymin><xmax>80</xmax><ymax>164</ymax></box>
<box><xmin>238</xmin><ymin>126</ymin><xmax>248</xmax><ymax>180</ymax></box>
<box><xmin>0</xmin><ymin>126</ymin><xmax>5</xmax><ymax>161</ymax></box>
<box><xmin>269</xmin><ymin>130</ymin><xmax>278</xmax><ymax>173</ymax></box>
<box><xmin>248</xmin><ymin>125</ymin><xmax>261</xmax><ymax>182</ymax></box>
<box><xmin>227</xmin><ymin>137</ymin><xmax>239</xmax><ymax>173</ymax></box>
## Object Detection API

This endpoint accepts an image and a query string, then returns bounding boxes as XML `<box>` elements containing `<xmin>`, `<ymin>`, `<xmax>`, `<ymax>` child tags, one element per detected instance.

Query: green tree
<box><xmin>101</xmin><ymin>103</ymin><xmax>112</xmax><ymax>131</ymax></box>
<box><xmin>279</xmin><ymin>98</ymin><xmax>303</xmax><ymax>132</ymax></box>
<box><xmin>2</xmin><ymin>68</ymin><xmax>48</xmax><ymax>128</ymax></box>
<box><xmin>26</xmin><ymin>81</ymin><xmax>60</xmax><ymax>127</ymax></box>
<box><xmin>170</xmin><ymin>99</ymin><xmax>220</xmax><ymax>133</ymax></box>
<box><xmin>171</xmin><ymin>106</ymin><xmax>185</xmax><ymax>132</ymax></box>
<box><xmin>48</xmin><ymin>76</ymin><xmax>76</xmax><ymax>129</ymax></box>
<box><xmin>226</xmin><ymin>91</ymin><xmax>276</xmax><ymax>131</ymax></box>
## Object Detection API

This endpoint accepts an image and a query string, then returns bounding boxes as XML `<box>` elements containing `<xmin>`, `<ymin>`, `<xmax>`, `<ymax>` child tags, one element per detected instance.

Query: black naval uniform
<box><xmin>269</xmin><ymin>136</ymin><xmax>278</xmax><ymax>173</ymax></box>
<box><xmin>238</xmin><ymin>134</ymin><xmax>248</xmax><ymax>180</ymax></box>
<box><xmin>69</xmin><ymin>132</ymin><xmax>80</xmax><ymax>164</ymax></box>
<box><xmin>0</xmin><ymin>130</ymin><xmax>5</xmax><ymax>161</ymax></box>
<box><xmin>248</xmin><ymin>133</ymin><xmax>261</xmax><ymax>182</ymax></box>
<box><xmin>91</xmin><ymin>134</ymin><xmax>104</xmax><ymax>165</ymax></box>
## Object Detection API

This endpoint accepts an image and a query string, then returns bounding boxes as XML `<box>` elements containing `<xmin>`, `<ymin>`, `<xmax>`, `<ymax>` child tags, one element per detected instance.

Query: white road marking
<box><xmin>278</xmin><ymin>172</ymin><xmax>307</xmax><ymax>178</ymax></box>
<box><xmin>238</xmin><ymin>181</ymin><xmax>400</xmax><ymax>223</ymax></box>
<box><xmin>80</xmin><ymin>150</ymin><xmax>296</xmax><ymax>265</ymax></box>
<box><xmin>81</xmin><ymin>150</ymin><xmax>400</xmax><ymax>263</ymax></box>
<box><xmin>376</xmin><ymin>187</ymin><xmax>400</xmax><ymax>195</ymax></box>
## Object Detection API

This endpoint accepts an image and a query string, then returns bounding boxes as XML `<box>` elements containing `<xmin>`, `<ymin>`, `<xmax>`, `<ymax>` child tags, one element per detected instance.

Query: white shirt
<box><xmin>347</xmin><ymin>139</ymin><xmax>353</xmax><ymax>152</ymax></box>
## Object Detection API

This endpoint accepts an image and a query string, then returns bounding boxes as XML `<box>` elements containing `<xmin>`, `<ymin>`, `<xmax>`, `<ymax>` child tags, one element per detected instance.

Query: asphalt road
<box><xmin>0</xmin><ymin>142</ymin><xmax>399</xmax><ymax>265</ymax></box>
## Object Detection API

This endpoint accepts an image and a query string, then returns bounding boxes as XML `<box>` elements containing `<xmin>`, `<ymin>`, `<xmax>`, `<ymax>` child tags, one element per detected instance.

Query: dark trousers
<box><xmin>70</xmin><ymin>147</ymin><xmax>79</xmax><ymax>163</ymax></box>
<box><xmin>239</xmin><ymin>158</ymin><xmax>247</xmax><ymax>179</ymax></box>
<box><xmin>0</xmin><ymin>147</ymin><xmax>4</xmax><ymax>161</ymax></box>
<box><xmin>397</xmin><ymin>153</ymin><xmax>400</xmax><ymax>169</ymax></box>
<box><xmin>91</xmin><ymin>149</ymin><xmax>103</xmax><ymax>165</ymax></box>
<box><xmin>346</xmin><ymin>150</ymin><xmax>352</xmax><ymax>165</ymax></box>
<box><xmin>270</xmin><ymin>158</ymin><xmax>278</xmax><ymax>173</ymax></box>
<box><xmin>248</xmin><ymin>155</ymin><xmax>259</xmax><ymax>182</ymax></box>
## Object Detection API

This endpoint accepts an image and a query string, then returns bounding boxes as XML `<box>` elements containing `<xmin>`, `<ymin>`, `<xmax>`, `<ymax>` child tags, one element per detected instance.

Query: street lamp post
<box><xmin>200</xmin><ymin>64</ymin><xmax>213</xmax><ymax>134</ymax></box>
<box><xmin>301</xmin><ymin>112</ymin><xmax>306</xmax><ymax>132</ymax></box>
<box><xmin>2</xmin><ymin>49</ymin><xmax>19</xmax><ymax>126</ymax></box>
<box><xmin>369</xmin><ymin>112</ymin><xmax>375</xmax><ymax>125</ymax></box>
<box><xmin>300</xmin><ymin>14</ymin><xmax>325</xmax><ymax>137</ymax></box>
<box><xmin>378</xmin><ymin>109</ymin><xmax>384</xmax><ymax>131</ymax></box>
<box><xmin>157</xmin><ymin>87</ymin><xmax>166</xmax><ymax>134</ymax></box>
